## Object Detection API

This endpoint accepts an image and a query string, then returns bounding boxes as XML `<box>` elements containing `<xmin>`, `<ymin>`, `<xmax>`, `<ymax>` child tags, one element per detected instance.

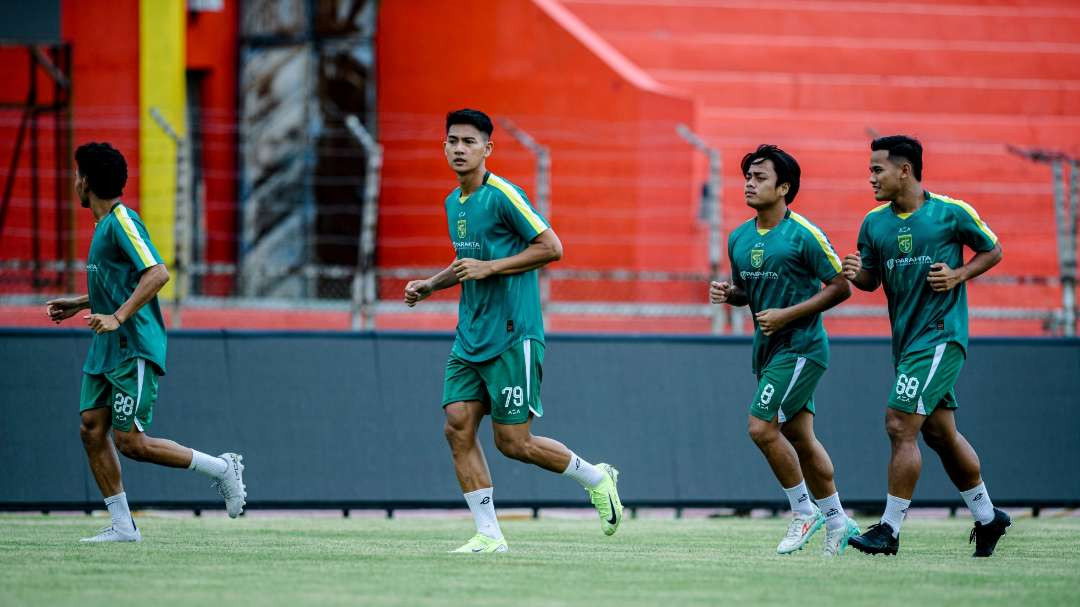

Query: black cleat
<box><xmin>848</xmin><ymin>522</ymin><xmax>899</xmax><ymax>555</ymax></box>
<box><xmin>970</xmin><ymin>508</ymin><xmax>1011</xmax><ymax>557</ymax></box>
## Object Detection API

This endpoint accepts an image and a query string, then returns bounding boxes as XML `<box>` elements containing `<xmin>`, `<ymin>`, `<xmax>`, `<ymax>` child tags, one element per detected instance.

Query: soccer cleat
<box><xmin>847</xmin><ymin>521</ymin><xmax>900</xmax><ymax>555</ymax></box>
<box><xmin>212</xmin><ymin>453</ymin><xmax>247</xmax><ymax>518</ymax></box>
<box><xmin>80</xmin><ymin>522</ymin><xmax>141</xmax><ymax>543</ymax></box>
<box><xmin>823</xmin><ymin>518</ymin><xmax>861</xmax><ymax>557</ymax></box>
<box><xmin>586</xmin><ymin>463</ymin><xmax>623</xmax><ymax>536</ymax></box>
<box><xmin>970</xmin><ymin>508</ymin><xmax>1011</xmax><ymax>557</ymax></box>
<box><xmin>450</xmin><ymin>533</ymin><xmax>509</xmax><ymax>553</ymax></box>
<box><xmin>776</xmin><ymin>506</ymin><xmax>825</xmax><ymax>554</ymax></box>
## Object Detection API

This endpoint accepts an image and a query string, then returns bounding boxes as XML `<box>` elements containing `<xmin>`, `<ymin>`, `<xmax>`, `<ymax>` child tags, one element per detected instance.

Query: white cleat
<box><xmin>823</xmin><ymin>518</ymin><xmax>861</xmax><ymax>557</ymax></box>
<box><xmin>213</xmin><ymin>452</ymin><xmax>247</xmax><ymax>518</ymax></box>
<box><xmin>80</xmin><ymin>524</ymin><xmax>141</xmax><ymax>543</ymax></box>
<box><xmin>776</xmin><ymin>506</ymin><xmax>826</xmax><ymax>554</ymax></box>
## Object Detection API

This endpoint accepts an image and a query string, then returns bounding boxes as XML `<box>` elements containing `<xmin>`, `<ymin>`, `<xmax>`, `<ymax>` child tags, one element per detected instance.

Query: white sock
<box><xmin>464</xmin><ymin>487</ymin><xmax>503</xmax><ymax>540</ymax></box>
<box><xmin>188</xmin><ymin>450</ymin><xmax>227</xmax><ymax>479</ymax></box>
<box><xmin>104</xmin><ymin>491</ymin><xmax>135</xmax><ymax>532</ymax></box>
<box><xmin>881</xmin><ymin>494</ymin><xmax>911</xmax><ymax>537</ymax></box>
<box><xmin>817</xmin><ymin>492</ymin><xmax>848</xmax><ymax>531</ymax></box>
<box><xmin>783</xmin><ymin>481</ymin><xmax>815</xmax><ymax>516</ymax></box>
<box><xmin>961</xmin><ymin>482</ymin><xmax>995</xmax><ymax>525</ymax></box>
<box><xmin>562</xmin><ymin>451</ymin><xmax>605</xmax><ymax>489</ymax></box>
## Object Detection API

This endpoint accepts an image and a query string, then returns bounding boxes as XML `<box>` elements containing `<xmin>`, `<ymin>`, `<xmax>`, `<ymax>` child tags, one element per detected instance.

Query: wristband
<box><xmin>113</xmin><ymin>313</ymin><xmax>122</xmax><ymax>325</ymax></box>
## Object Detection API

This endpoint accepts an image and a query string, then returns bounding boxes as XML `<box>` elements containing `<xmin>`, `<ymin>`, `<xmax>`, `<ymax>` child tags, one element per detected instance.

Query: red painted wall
<box><xmin>62</xmin><ymin>0</ymin><xmax>141</xmax><ymax>268</ymax></box>
<box><xmin>186</xmin><ymin>2</ymin><xmax>239</xmax><ymax>295</ymax></box>
<box><xmin>377</xmin><ymin>0</ymin><xmax>697</xmax><ymax>302</ymax></box>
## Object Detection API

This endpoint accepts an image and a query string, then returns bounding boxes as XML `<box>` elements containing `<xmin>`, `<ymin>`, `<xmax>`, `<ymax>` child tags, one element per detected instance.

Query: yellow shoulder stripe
<box><xmin>113</xmin><ymin>206</ymin><xmax>157</xmax><ymax>268</ymax></box>
<box><xmin>488</xmin><ymin>174</ymin><xmax>546</xmax><ymax>234</ymax></box>
<box><xmin>864</xmin><ymin>202</ymin><xmax>890</xmax><ymax>218</ymax></box>
<box><xmin>790</xmin><ymin>212</ymin><xmax>842</xmax><ymax>272</ymax></box>
<box><xmin>931</xmin><ymin>192</ymin><xmax>999</xmax><ymax>244</ymax></box>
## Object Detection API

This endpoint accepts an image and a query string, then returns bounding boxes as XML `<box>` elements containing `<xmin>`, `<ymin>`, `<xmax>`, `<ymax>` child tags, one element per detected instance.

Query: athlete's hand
<box><xmin>842</xmin><ymin>252</ymin><xmax>862</xmax><ymax>280</ymax></box>
<box><xmin>84</xmin><ymin>313</ymin><xmax>120</xmax><ymax>334</ymax></box>
<box><xmin>927</xmin><ymin>263</ymin><xmax>964</xmax><ymax>292</ymax></box>
<box><xmin>754</xmin><ymin>308</ymin><xmax>791</xmax><ymax>336</ymax></box>
<box><xmin>709</xmin><ymin>281</ymin><xmax>735</xmax><ymax>304</ymax></box>
<box><xmin>452</xmin><ymin>258</ymin><xmax>495</xmax><ymax>281</ymax></box>
<box><xmin>45</xmin><ymin>298</ymin><xmax>84</xmax><ymax>323</ymax></box>
<box><xmin>404</xmin><ymin>279</ymin><xmax>433</xmax><ymax>307</ymax></box>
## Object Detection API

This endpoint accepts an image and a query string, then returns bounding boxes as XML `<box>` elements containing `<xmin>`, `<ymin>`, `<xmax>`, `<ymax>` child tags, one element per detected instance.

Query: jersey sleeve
<box><xmin>856</xmin><ymin>216</ymin><xmax>878</xmax><ymax>275</ymax></box>
<box><xmin>951</xmin><ymin>201</ymin><xmax>999</xmax><ymax>252</ymax></box>
<box><xmin>492</xmin><ymin>182</ymin><xmax>549</xmax><ymax>241</ymax></box>
<box><xmin>112</xmin><ymin>207</ymin><xmax>164</xmax><ymax>271</ymax></box>
<box><xmin>798</xmin><ymin>224</ymin><xmax>843</xmax><ymax>283</ymax></box>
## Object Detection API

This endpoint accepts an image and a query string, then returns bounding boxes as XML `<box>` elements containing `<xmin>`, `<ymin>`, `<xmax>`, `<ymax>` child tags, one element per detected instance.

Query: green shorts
<box><xmin>79</xmin><ymin>358</ymin><xmax>158</xmax><ymax>432</ymax></box>
<box><xmin>442</xmin><ymin>339</ymin><xmax>544</xmax><ymax>425</ymax></box>
<box><xmin>888</xmin><ymin>342</ymin><xmax>964</xmax><ymax>416</ymax></box>
<box><xmin>750</xmin><ymin>356</ymin><xmax>824</xmax><ymax>423</ymax></box>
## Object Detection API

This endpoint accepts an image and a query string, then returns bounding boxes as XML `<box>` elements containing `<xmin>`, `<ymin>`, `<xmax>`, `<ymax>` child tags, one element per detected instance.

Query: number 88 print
<box><xmin>113</xmin><ymin>392</ymin><xmax>135</xmax><ymax>416</ymax></box>
<box><xmin>895</xmin><ymin>374</ymin><xmax>920</xmax><ymax>400</ymax></box>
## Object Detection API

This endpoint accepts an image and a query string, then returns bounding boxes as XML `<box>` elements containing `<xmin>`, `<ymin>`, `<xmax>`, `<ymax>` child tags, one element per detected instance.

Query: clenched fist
<box><xmin>842</xmin><ymin>252</ymin><xmax>862</xmax><ymax>280</ymax></box>
<box><xmin>709</xmin><ymin>281</ymin><xmax>735</xmax><ymax>304</ymax></box>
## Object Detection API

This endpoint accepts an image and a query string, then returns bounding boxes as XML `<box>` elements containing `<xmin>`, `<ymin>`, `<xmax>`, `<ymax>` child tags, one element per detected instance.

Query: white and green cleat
<box><xmin>80</xmin><ymin>523</ymin><xmax>141</xmax><ymax>543</ymax></box>
<box><xmin>586</xmin><ymin>463</ymin><xmax>623</xmax><ymax>536</ymax></box>
<box><xmin>450</xmin><ymin>533</ymin><xmax>508</xmax><ymax>554</ymax></box>
<box><xmin>823</xmin><ymin>518</ymin><xmax>861</xmax><ymax>557</ymax></box>
<box><xmin>776</xmin><ymin>506</ymin><xmax>825</xmax><ymax>554</ymax></box>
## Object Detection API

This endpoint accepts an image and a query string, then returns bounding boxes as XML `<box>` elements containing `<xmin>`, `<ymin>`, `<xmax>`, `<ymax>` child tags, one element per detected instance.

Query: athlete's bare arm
<box><xmin>452</xmin><ymin>228</ymin><xmax>562</xmax><ymax>281</ymax></box>
<box><xmin>927</xmin><ymin>244</ymin><xmax>1002</xmax><ymax>292</ymax></box>
<box><xmin>755</xmin><ymin>273</ymin><xmax>850</xmax><ymax>336</ymax></box>
<box><xmin>84</xmin><ymin>264</ymin><xmax>169</xmax><ymax>334</ymax></box>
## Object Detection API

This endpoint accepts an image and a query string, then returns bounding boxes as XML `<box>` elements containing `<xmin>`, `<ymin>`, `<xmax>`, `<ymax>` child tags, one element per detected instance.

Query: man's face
<box><xmin>74</xmin><ymin>169</ymin><xmax>90</xmax><ymax>208</ymax></box>
<box><xmin>744</xmin><ymin>158</ymin><xmax>787</xmax><ymax>209</ymax></box>
<box><xmin>869</xmin><ymin>149</ymin><xmax>905</xmax><ymax>202</ymax></box>
<box><xmin>444</xmin><ymin>124</ymin><xmax>491</xmax><ymax>174</ymax></box>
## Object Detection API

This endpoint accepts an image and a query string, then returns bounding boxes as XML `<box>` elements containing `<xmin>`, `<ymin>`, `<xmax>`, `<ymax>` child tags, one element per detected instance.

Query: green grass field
<box><xmin>2</xmin><ymin>513</ymin><xmax>1077</xmax><ymax>606</ymax></box>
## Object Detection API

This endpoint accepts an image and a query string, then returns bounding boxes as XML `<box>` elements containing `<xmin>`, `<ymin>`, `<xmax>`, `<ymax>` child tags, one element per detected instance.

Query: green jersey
<box><xmin>445</xmin><ymin>172</ymin><xmax>550</xmax><ymax>362</ymax></box>
<box><xmin>857</xmin><ymin>191</ymin><xmax>998</xmax><ymax>365</ymax></box>
<box><xmin>83</xmin><ymin>202</ymin><xmax>167</xmax><ymax>376</ymax></box>
<box><xmin>729</xmin><ymin>209</ymin><xmax>843</xmax><ymax>374</ymax></box>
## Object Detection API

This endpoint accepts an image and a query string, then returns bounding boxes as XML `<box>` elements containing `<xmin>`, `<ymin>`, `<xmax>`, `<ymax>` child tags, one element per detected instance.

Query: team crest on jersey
<box><xmin>898</xmin><ymin>233</ymin><xmax>912</xmax><ymax>254</ymax></box>
<box><xmin>457</xmin><ymin>219</ymin><xmax>467</xmax><ymax>239</ymax></box>
<box><xmin>751</xmin><ymin>248</ymin><xmax>765</xmax><ymax>269</ymax></box>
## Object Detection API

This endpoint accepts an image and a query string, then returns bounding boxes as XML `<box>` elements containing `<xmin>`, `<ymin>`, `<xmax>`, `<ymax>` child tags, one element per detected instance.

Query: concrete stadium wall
<box><xmin>2</xmin><ymin>330</ymin><xmax>1078</xmax><ymax>509</ymax></box>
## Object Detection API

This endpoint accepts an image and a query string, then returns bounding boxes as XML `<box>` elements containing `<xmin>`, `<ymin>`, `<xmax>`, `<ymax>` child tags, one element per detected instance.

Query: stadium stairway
<box><xmin>560</xmin><ymin>0</ymin><xmax>1080</xmax><ymax>335</ymax></box>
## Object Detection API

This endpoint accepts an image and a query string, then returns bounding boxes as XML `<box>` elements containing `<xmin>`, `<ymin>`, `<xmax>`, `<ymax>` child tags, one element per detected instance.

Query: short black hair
<box><xmin>740</xmin><ymin>144</ymin><xmax>801</xmax><ymax>204</ymax></box>
<box><xmin>871</xmin><ymin>135</ymin><xmax>923</xmax><ymax>181</ymax></box>
<box><xmin>75</xmin><ymin>142</ymin><xmax>127</xmax><ymax>199</ymax></box>
<box><xmin>446</xmin><ymin>108</ymin><xmax>493</xmax><ymax>138</ymax></box>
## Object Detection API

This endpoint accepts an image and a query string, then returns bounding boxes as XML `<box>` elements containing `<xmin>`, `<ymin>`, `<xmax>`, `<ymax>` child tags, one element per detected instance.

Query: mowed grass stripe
<box><xmin>0</xmin><ymin>516</ymin><xmax>1077</xmax><ymax>607</ymax></box>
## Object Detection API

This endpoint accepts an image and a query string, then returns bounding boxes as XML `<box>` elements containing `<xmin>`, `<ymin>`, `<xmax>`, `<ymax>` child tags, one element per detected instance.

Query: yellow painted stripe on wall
<box><xmin>139</xmin><ymin>0</ymin><xmax>185</xmax><ymax>298</ymax></box>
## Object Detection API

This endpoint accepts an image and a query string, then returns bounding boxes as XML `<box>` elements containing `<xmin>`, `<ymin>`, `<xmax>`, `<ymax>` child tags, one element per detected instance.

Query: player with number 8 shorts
<box><xmin>711</xmin><ymin>145</ymin><xmax>861</xmax><ymax>556</ymax></box>
<box><xmin>844</xmin><ymin>135</ymin><xmax>1011</xmax><ymax>557</ymax></box>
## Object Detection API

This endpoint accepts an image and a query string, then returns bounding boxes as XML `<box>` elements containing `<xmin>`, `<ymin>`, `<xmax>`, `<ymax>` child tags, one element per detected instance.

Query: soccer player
<box><xmin>45</xmin><ymin>142</ymin><xmax>246</xmax><ymax>542</ymax></box>
<box><xmin>710</xmin><ymin>145</ymin><xmax>861</xmax><ymax>556</ymax></box>
<box><xmin>404</xmin><ymin>109</ymin><xmax>623</xmax><ymax>553</ymax></box>
<box><xmin>843</xmin><ymin>135</ymin><xmax>1010</xmax><ymax>557</ymax></box>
